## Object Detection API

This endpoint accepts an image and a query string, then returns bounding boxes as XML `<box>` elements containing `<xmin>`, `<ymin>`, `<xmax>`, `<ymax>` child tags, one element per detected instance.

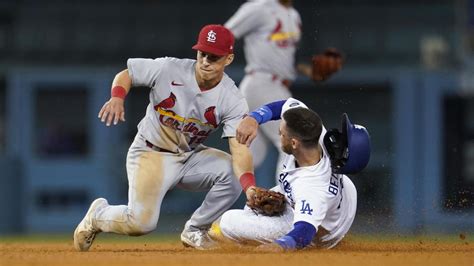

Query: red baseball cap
<box><xmin>192</xmin><ymin>24</ymin><xmax>234</xmax><ymax>56</ymax></box>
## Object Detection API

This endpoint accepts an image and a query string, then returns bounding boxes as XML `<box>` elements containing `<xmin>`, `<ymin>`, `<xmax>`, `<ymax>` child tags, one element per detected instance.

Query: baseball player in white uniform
<box><xmin>212</xmin><ymin>98</ymin><xmax>370</xmax><ymax>251</ymax></box>
<box><xmin>73</xmin><ymin>24</ymin><xmax>261</xmax><ymax>251</ymax></box>
<box><xmin>225</xmin><ymin>0</ymin><xmax>342</xmax><ymax>179</ymax></box>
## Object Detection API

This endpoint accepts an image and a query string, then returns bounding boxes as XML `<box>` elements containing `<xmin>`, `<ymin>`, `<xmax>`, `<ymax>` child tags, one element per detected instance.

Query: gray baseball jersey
<box><xmin>90</xmin><ymin>57</ymin><xmax>249</xmax><ymax>238</ymax></box>
<box><xmin>127</xmin><ymin>57</ymin><xmax>248</xmax><ymax>152</ymax></box>
<box><xmin>225</xmin><ymin>0</ymin><xmax>301</xmax><ymax>80</ymax></box>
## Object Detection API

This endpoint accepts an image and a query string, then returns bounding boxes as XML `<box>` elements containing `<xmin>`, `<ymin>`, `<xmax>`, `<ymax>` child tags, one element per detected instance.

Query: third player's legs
<box><xmin>240</xmin><ymin>72</ymin><xmax>291</xmax><ymax>178</ymax></box>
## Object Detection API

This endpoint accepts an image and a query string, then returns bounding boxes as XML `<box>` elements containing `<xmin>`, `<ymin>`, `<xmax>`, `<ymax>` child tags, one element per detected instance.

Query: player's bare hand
<box><xmin>296</xmin><ymin>63</ymin><xmax>312</xmax><ymax>77</ymax></box>
<box><xmin>256</xmin><ymin>242</ymin><xmax>285</xmax><ymax>252</ymax></box>
<box><xmin>236</xmin><ymin>116</ymin><xmax>259</xmax><ymax>146</ymax></box>
<box><xmin>98</xmin><ymin>97</ymin><xmax>126</xmax><ymax>126</ymax></box>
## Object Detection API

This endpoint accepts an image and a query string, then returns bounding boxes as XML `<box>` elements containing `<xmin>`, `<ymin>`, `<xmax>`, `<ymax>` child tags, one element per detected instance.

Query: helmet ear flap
<box><xmin>323</xmin><ymin>128</ymin><xmax>348</xmax><ymax>172</ymax></box>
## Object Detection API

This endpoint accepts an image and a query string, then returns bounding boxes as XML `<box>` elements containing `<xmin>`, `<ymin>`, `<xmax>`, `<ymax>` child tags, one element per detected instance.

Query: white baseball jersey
<box><xmin>225</xmin><ymin>0</ymin><xmax>301</xmax><ymax>80</ymax></box>
<box><xmin>219</xmin><ymin>98</ymin><xmax>357</xmax><ymax>247</ymax></box>
<box><xmin>278</xmin><ymin>98</ymin><xmax>353</xmax><ymax>235</ymax></box>
<box><xmin>127</xmin><ymin>57</ymin><xmax>248</xmax><ymax>153</ymax></box>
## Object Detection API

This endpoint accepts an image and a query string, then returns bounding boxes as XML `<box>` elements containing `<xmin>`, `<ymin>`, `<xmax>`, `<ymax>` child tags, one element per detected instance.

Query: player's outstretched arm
<box><xmin>228</xmin><ymin>137</ymin><xmax>258</xmax><ymax>202</ymax></box>
<box><xmin>228</xmin><ymin>137</ymin><xmax>254</xmax><ymax>181</ymax></box>
<box><xmin>236</xmin><ymin>98</ymin><xmax>308</xmax><ymax>146</ymax></box>
<box><xmin>235</xmin><ymin>100</ymin><xmax>286</xmax><ymax>146</ymax></box>
<box><xmin>98</xmin><ymin>69</ymin><xmax>132</xmax><ymax>126</ymax></box>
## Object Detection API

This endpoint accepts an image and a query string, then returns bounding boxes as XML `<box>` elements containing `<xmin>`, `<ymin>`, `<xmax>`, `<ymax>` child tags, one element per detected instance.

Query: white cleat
<box><xmin>73</xmin><ymin>198</ymin><xmax>108</xmax><ymax>252</ymax></box>
<box><xmin>181</xmin><ymin>222</ymin><xmax>218</xmax><ymax>250</ymax></box>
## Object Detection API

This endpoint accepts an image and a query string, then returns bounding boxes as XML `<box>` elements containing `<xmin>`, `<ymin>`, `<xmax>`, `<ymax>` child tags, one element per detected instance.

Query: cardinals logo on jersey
<box><xmin>268</xmin><ymin>19</ymin><xmax>300</xmax><ymax>48</ymax></box>
<box><xmin>154</xmin><ymin>94</ymin><xmax>218</xmax><ymax>146</ymax></box>
<box><xmin>154</xmin><ymin>92</ymin><xmax>176</xmax><ymax>110</ymax></box>
<box><xmin>204</xmin><ymin>106</ymin><xmax>218</xmax><ymax>128</ymax></box>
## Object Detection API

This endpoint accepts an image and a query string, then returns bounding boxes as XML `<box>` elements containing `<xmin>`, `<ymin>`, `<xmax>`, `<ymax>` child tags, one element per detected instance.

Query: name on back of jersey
<box><xmin>328</xmin><ymin>174</ymin><xmax>340</xmax><ymax>196</ymax></box>
<box><xmin>278</xmin><ymin>172</ymin><xmax>295</xmax><ymax>206</ymax></box>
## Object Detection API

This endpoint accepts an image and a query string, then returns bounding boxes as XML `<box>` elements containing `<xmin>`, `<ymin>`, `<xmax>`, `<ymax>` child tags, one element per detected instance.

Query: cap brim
<box><xmin>192</xmin><ymin>44</ymin><xmax>229</xmax><ymax>56</ymax></box>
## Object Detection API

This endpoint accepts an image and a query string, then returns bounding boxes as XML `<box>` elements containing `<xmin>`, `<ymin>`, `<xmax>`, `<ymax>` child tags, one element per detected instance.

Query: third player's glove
<box><xmin>247</xmin><ymin>187</ymin><xmax>286</xmax><ymax>216</ymax></box>
<box><xmin>311</xmin><ymin>48</ymin><xmax>343</xmax><ymax>82</ymax></box>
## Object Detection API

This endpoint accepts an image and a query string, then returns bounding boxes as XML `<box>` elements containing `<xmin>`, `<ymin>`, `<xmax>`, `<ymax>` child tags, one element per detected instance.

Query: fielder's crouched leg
<box><xmin>73</xmin><ymin>144</ymin><xmax>171</xmax><ymax>251</ymax></box>
<box><xmin>179</xmin><ymin>147</ymin><xmax>242</xmax><ymax>249</ymax></box>
<box><xmin>95</xmin><ymin>204</ymin><xmax>160</xmax><ymax>236</ymax></box>
<box><xmin>74</xmin><ymin>198</ymin><xmax>162</xmax><ymax>252</ymax></box>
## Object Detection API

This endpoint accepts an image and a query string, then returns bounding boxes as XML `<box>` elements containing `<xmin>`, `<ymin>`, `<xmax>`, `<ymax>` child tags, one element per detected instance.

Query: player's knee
<box><xmin>214</xmin><ymin>156</ymin><xmax>233</xmax><ymax>176</ymax></box>
<box><xmin>127</xmin><ymin>222</ymin><xmax>156</xmax><ymax>236</ymax></box>
<box><xmin>219</xmin><ymin>209</ymin><xmax>248</xmax><ymax>239</ymax></box>
<box><xmin>214</xmin><ymin>160</ymin><xmax>240</xmax><ymax>188</ymax></box>
<box><xmin>218</xmin><ymin>175</ymin><xmax>242</xmax><ymax>201</ymax></box>
<box><xmin>125</xmin><ymin>213</ymin><xmax>157</xmax><ymax>236</ymax></box>
<box><xmin>231</xmin><ymin>180</ymin><xmax>242</xmax><ymax>198</ymax></box>
<box><xmin>219</xmin><ymin>210</ymin><xmax>237</xmax><ymax>237</ymax></box>
<box><xmin>213</xmin><ymin>158</ymin><xmax>234</xmax><ymax>180</ymax></box>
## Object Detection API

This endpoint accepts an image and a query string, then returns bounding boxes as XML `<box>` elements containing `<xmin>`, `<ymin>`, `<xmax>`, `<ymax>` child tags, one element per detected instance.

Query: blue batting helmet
<box><xmin>323</xmin><ymin>113</ymin><xmax>371</xmax><ymax>174</ymax></box>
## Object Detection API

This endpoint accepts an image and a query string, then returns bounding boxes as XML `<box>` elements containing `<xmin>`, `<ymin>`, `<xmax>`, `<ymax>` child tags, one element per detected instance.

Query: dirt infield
<box><xmin>1</xmin><ymin>235</ymin><xmax>472</xmax><ymax>266</ymax></box>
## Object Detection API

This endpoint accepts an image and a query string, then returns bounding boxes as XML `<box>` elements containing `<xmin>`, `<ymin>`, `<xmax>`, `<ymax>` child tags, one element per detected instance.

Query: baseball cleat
<box><xmin>180</xmin><ymin>222</ymin><xmax>218</xmax><ymax>250</ymax></box>
<box><xmin>73</xmin><ymin>198</ymin><xmax>108</xmax><ymax>252</ymax></box>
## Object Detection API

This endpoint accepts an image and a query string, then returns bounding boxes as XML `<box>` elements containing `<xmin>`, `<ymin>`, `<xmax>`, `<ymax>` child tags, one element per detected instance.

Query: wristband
<box><xmin>239</xmin><ymin>172</ymin><xmax>256</xmax><ymax>192</ymax></box>
<box><xmin>111</xmin><ymin>86</ymin><xmax>127</xmax><ymax>100</ymax></box>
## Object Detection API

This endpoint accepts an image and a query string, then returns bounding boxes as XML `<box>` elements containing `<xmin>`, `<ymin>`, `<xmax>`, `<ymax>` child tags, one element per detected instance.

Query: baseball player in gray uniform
<box><xmin>225</xmin><ymin>0</ymin><xmax>342</xmax><ymax>179</ymax></box>
<box><xmin>73</xmin><ymin>24</ymin><xmax>260</xmax><ymax>251</ymax></box>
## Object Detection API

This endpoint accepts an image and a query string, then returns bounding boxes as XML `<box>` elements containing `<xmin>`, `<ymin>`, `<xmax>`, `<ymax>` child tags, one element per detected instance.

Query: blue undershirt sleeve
<box><xmin>248</xmin><ymin>100</ymin><xmax>286</xmax><ymax>124</ymax></box>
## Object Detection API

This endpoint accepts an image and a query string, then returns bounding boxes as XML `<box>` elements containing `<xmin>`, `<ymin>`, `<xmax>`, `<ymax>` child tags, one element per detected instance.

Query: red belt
<box><xmin>145</xmin><ymin>140</ymin><xmax>174</xmax><ymax>153</ymax></box>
